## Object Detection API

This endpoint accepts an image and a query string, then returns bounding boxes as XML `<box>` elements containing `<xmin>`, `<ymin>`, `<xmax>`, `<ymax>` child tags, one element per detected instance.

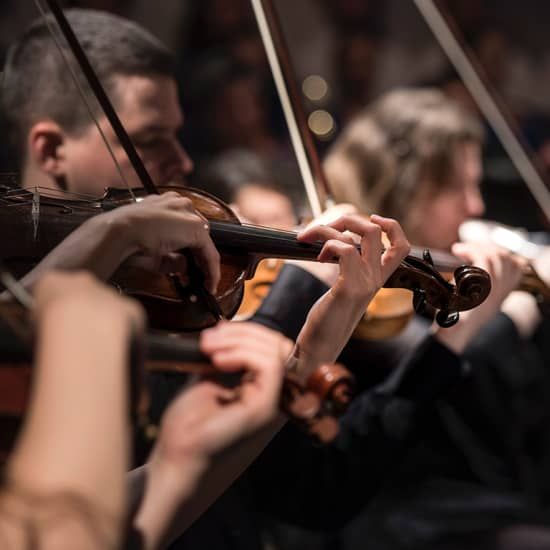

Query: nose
<box><xmin>465</xmin><ymin>184</ymin><xmax>485</xmax><ymax>218</ymax></box>
<box><xmin>175</xmin><ymin>141</ymin><xmax>194</xmax><ymax>175</ymax></box>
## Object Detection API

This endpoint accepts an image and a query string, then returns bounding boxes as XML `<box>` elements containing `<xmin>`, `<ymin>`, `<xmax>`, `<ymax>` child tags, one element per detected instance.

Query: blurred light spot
<box><xmin>308</xmin><ymin>110</ymin><xmax>335</xmax><ymax>140</ymax></box>
<box><xmin>302</xmin><ymin>75</ymin><xmax>329</xmax><ymax>102</ymax></box>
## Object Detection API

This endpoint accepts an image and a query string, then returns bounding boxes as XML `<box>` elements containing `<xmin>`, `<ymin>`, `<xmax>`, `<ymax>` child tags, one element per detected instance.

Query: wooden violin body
<box><xmin>0</xmin><ymin>298</ymin><xmax>355</xmax><ymax>459</ymax></box>
<box><xmin>0</xmin><ymin>184</ymin><xmax>491</xmax><ymax>331</ymax></box>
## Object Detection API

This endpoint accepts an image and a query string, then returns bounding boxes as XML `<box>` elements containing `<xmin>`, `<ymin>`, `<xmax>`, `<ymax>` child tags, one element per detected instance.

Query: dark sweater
<box><xmin>168</xmin><ymin>264</ymin><xmax>465</xmax><ymax>549</ymax></box>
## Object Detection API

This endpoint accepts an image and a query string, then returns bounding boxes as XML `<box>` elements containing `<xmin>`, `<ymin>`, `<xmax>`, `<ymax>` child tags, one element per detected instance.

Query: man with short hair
<box><xmin>3</xmin><ymin>8</ymin><xmax>192</xmax><ymax>194</ymax></box>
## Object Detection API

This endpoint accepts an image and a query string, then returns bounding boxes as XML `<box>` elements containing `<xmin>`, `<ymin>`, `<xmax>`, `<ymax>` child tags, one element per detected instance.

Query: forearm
<box><xmin>0</xmin><ymin>485</ymin><xmax>120</xmax><ymax>550</ymax></box>
<box><xmin>295</xmin><ymin>290</ymin><xmax>368</xmax><ymax>377</ymax></box>
<box><xmin>19</xmin><ymin>215</ymin><xmax>134</xmax><ymax>289</ymax></box>
<box><xmin>8</xmin><ymin>302</ymin><xmax>132</xmax><ymax>530</ymax></box>
<box><xmin>500</xmin><ymin>291</ymin><xmax>542</xmax><ymax>339</ymax></box>
<box><xmin>133</xmin><ymin>416</ymin><xmax>285</xmax><ymax>550</ymax></box>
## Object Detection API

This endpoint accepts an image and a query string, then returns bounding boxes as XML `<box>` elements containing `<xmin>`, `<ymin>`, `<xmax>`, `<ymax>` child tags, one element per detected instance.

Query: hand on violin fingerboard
<box><xmin>286</xmin><ymin>203</ymin><xmax>359</xmax><ymax>286</ymax></box>
<box><xmin>292</xmin><ymin>214</ymin><xmax>410</xmax><ymax>377</ymax></box>
<box><xmin>436</xmin><ymin>242</ymin><xmax>526</xmax><ymax>352</ymax></box>
<box><xmin>132</xmin><ymin>321</ymin><xmax>292</xmax><ymax>550</ymax></box>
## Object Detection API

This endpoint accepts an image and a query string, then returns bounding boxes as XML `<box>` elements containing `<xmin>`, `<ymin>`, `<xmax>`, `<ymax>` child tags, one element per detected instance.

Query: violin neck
<box><xmin>210</xmin><ymin>222</ymin><xmax>463</xmax><ymax>271</ymax></box>
<box><xmin>408</xmin><ymin>246</ymin><xmax>461</xmax><ymax>272</ymax></box>
<box><xmin>210</xmin><ymin>221</ymin><xmax>325</xmax><ymax>262</ymax></box>
<box><xmin>145</xmin><ymin>333</ymin><xmax>208</xmax><ymax>363</ymax></box>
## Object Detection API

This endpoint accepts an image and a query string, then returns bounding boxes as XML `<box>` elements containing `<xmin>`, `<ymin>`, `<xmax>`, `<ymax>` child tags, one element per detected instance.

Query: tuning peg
<box><xmin>422</xmin><ymin>248</ymin><xmax>434</xmax><ymax>266</ymax></box>
<box><xmin>435</xmin><ymin>309</ymin><xmax>459</xmax><ymax>328</ymax></box>
<box><xmin>412</xmin><ymin>289</ymin><xmax>427</xmax><ymax>314</ymax></box>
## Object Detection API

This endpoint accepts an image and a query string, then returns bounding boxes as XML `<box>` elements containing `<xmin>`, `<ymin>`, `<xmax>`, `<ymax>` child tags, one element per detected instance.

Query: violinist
<box><xmin>0</xmin><ymin>9</ymin><xmax>528</xmax><ymax>550</ymax></box>
<box><xmin>0</xmin><ymin>270</ymin><xmax>300</xmax><ymax>550</ymax></box>
<box><xmin>2</xmin><ymin>9</ymin><xmax>189</xmax><ymax>194</ymax></box>
<box><xmin>1</xmin><ymin>10</ymin><xmax>418</xmax><ymax>550</ymax></box>
<box><xmin>313</xmin><ymin>88</ymin><xmax>550</xmax><ymax>549</ymax></box>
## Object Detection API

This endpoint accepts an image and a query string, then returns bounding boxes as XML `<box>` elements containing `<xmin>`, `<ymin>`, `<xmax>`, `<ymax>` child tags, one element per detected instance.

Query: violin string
<box><xmin>33</xmin><ymin>0</ymin><xmax>136</xmax><ymax>202</ymax></box>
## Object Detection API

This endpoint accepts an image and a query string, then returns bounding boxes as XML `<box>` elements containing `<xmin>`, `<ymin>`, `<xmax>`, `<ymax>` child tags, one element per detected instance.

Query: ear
<box><xmin>27</xmin><ymin>120</ymin><xmax>67</xmax><ymax>177</ymax></box>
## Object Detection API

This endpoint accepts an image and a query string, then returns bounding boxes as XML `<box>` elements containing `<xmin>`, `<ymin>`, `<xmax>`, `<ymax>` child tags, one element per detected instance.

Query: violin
<box><xmin>0</xmin><ymin>294</ymin><xmax>151</xmax><ymax>463</ymax></box>
<box><xmin>460</xmin><ymin>219</ymin><xmax>550</xmax><ymax>314</ymax></box>
<box><xmin>236</xmin><ymin>241</ymin><xmax>495</xmax><ymax>338</ymax></box>
<box><xmin>0</xmin><ymin>184</ymin><xmax>491</xmax><ymax>331</ymax></box>
<box><xmin>12</xmin><ymin>2</ymin><xmax>491</xmax><ymax>336</ymax></box>
<box><xmin>0</xmin><ymin>294</ymin><xmax>355</xmax><ymax>462</ymax></box>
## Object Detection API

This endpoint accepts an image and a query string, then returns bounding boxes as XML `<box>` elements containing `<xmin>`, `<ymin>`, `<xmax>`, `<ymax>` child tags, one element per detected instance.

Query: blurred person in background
<box><xmin>319</xmin><ymin>87</ymin><xmax>550</xmax><ymax>550</ymax></box>
<box><xmin>199</xmin><ymin>148</ymin><xmax>298</xmax><ymax>229</ymax></box>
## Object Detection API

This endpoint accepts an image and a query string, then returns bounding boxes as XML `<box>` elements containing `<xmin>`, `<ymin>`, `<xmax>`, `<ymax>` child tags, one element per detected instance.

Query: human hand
<box><xmin>286</xmin><ymin>203</ymin><xmax>359</xmax><ymax>285</ymax></box>
<box><xmin>436</xmin><ymin>242</ymin><xmax>526</xmax><ymax>352</ymax></box>
<box><xmin>451</xmin><ymin>242</ymin><xmax>525</xmax><ymax>317</ymax></box>
<box><xmin>297</xmin><ymin>213</ymin><xmax>410</xmax><ymax>304</ymax></box>
<box><xmin>150</xmin><ymin>322</ymin><xmax>292</xmax><ymax>473</ymax></box>
<box><xmin>109</xmin><ymin>192</ymin><xmax>220</xmax><ymax>293</ymax></box>
<box><xmin>293</xmin><ymin>214</ymin><xmax>410</xmax><ymax>373</ymax></box>
<box><xmin>10</xmin><ymin>271</ymin><xmax>146</xmax><ymax>542</ymax></box>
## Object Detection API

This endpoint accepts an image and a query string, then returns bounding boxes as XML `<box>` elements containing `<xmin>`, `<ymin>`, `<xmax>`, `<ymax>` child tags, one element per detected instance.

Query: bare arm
<box><xmin>0</xmin><ymin>272</ymin><xmax>143</xmax><ymax>550</ymax></box>
<box><xmin>131</xmin><ymin>323</ymin><xmax>291</xmax><ymax>550</ymax></box>
<box><xmin>130</xmin><ymin>214</ymin><xmax>410</xmax><ymax>550</ymax></box>
<box><xmin>293</xmin><ymin>214</ymin><xmax>410</xmax><ymax>377</ymax></box>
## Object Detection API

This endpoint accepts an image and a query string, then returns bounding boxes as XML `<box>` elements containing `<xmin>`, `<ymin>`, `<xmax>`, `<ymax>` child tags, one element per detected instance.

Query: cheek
<box><xmin>427</xmin><ymin>196</ymin><xmax>464</xmax><ymax>240</ymax></box>
<box><xmin>65</xmin><ymin>143</ymin><xmax>126</xmax><ymax>193</ymax></box>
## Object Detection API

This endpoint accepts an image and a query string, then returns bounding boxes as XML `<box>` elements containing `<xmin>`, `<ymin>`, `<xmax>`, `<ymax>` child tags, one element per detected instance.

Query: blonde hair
<box><xmin>324</xmin><ymin>88</ymin><xmax>484</xmax><ymax>223</ymax></box>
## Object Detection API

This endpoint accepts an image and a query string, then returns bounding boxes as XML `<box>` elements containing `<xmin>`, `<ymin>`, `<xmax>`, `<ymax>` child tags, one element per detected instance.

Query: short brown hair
<box><xmin>2</xmin><ymin>9</ymin><xmax>175</xmax><ymax>167</ymax></box>
<box><xmin>324</xmin><ymin>88</ymin><xmax>484</xmax><ymax>221</ymax></box>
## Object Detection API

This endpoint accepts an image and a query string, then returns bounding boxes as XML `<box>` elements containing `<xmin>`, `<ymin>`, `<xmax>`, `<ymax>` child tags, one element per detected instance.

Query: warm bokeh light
<box><xmin>308</xmin><ymin>109</ymin><xmax>336</xmax><ymax>139</ymax></box>
<box><xmin>302</xmin><ymin>74</ymin><xmax>329</xmax><ymax>102</ymax></box>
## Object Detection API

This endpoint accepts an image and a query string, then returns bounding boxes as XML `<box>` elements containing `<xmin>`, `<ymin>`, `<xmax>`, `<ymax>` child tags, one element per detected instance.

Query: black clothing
<box><xmin>167</xmin><ymin>263</ymin><xmax>550</xmax><ymax>550</ymax></box>
<box><xmin>339</xmin><ymin>314</ymin><xmax>550</xmax><ymax>550</ymax></box>
<box><xmin>168</xmin><ymin>264</ymin><xmax>464</xmax><ymax>549</ymax></box>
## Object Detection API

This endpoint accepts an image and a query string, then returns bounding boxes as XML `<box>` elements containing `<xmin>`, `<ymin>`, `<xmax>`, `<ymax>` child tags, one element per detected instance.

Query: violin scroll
<box><xmin>386</xmin><ymin>255</ymin><xmax>492</xmax><ymax>327</ymax></box>
<box><xmin>281</xmin><ymin>363</ymin><xmax>354</xmax><ymax>444</ymax></box>
<box><xmin>451</xmin><ymin>265</ymin><xmax>493</xmax><ymax>312</ymax></box>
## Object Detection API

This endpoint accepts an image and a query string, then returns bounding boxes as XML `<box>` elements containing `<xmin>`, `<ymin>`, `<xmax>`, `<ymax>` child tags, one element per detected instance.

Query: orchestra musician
<box><xmin>309</xmin><ymin>88</ymin><xmax>550</xmax><ymax>549</ymax></box>
<box><xmin>2</xmin><ymin>7</ymin><xmax>544</xmax><ymax>550</ymax></box>
<box><xmin>0</xmin><ymin>270</ymin><xmax>302</xmax><ymax>550</ymax></box>
<box><xmin>0</xmin><ymin>10</ymin><xmax>418</xmax><ymax>550</ymax></box>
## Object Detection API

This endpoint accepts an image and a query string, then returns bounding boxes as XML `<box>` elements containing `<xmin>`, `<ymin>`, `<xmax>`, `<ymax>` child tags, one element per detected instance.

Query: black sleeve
<box><xmin>250</xmin><ymin>264</ymin><xmax>329</xmax><ymax>340</ymax></box>
<box><xmin>337</xmin><ymin>334</ymin><xmax>463</xmax><ymax>448</ymax></box>
<box><xmin>463</xmin><ymin>312</ymin><xmax>522</xmax><ymax>366</ymax></box>
<box><xmin>250</xmin><ymin>334</ymin><xmax>464</xmax><ymax>530</ymax></box>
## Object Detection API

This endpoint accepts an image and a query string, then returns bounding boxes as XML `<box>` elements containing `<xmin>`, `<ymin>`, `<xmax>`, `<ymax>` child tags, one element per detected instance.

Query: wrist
<box><xmin>148</xmin><ymin>445</ymin><xmax>209</xmax><ymax>497</ymax></box>
<box><xmin>331</xmin><ymin>279</ymin><xmax>376</xmax><ymax>308</ymax></box>
<box><xmin>134</xmin><ymin>449</ymin><xmax>209</xmax><ymax>548</ymax></box>
<box><xmin>102</xmin><ymin>208</ymin><xmax>141</xmax><ymax>260</ymax></box>
<box><xmin>501</xmin><ymin>291</ymin><xmax>542</xmax><ymax>339</ymax></box>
